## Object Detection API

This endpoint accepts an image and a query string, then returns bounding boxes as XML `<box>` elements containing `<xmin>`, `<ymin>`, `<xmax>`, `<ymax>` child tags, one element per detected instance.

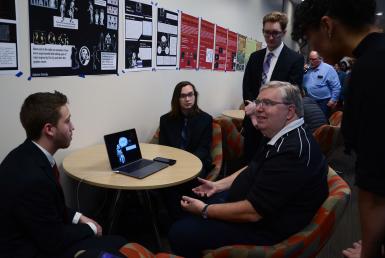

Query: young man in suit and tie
<box><xmin>242</xmin><ymin>11</ymin><xmax>304</xmax><ymax>163</ymax></box>
<box><xmin>0</xmin><ymin>91</ymin><xmax>126</xmax><ymax>258</ymax></box>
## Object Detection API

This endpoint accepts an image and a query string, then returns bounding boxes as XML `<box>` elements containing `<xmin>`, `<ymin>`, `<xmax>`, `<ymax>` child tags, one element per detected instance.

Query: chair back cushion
<box><xmin>313</xmin><ymin>125</ymin><xmax>342</xmax><ymax>157</ymax></box>
<box><xmin>214</xmin><ymin>116</ymin><xmax>244</xmax><ymax>160</ymax></box>
<box><xmin>206</xmin><ymin>122</ymin><xmax>223</xmax><ymax>181</ymax></box>
<box><xmin>329</xmin><ymin>111</ymin><xmax>343</xmax><ymax>127</ymax></box>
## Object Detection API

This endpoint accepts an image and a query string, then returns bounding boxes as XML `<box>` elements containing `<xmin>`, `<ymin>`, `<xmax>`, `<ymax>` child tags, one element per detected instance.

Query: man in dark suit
<box><xmin>159</xmin><ymin>81</ymin><xmax>213</xmax><ymax>220</ymax></box>
<box><xmin>242</xmin><ymin>11</ymin><xmax>304</xmax><ymax>163</ymax></box>
<box><xmin>0</xmin><ymin>91</ymin><xmax>126</xmax><ymax>258</ymax></box>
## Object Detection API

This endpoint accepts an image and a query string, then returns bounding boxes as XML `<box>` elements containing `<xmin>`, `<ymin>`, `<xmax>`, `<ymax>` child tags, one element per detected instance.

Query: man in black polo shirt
<box><xmin>168</xmin><ymin>81</ymin><xmax>329</xmax><ymax>258</ymax></box>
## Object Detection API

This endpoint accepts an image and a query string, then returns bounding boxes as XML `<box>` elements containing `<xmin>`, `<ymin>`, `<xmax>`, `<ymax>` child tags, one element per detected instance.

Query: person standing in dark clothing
<box><xmin>293</xmin><ymin>1</ymin><xmax>385</xmax><ymax>257</ymax></box>
<box><xmin>242</xmin><ymin>11</ymin><xmax>304</xmax><ymax>163</ymax></box>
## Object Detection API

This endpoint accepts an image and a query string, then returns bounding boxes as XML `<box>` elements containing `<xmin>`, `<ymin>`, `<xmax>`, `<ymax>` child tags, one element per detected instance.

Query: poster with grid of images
<box><xmin>156</xmin><ymin>7</ymin><xmax>178</xmax><ymax>69</ymax></box>
<box><xmin>0</xmin><ymin>0</ymin><xmax>18</xmax><ymax>73</ymax></box>
<box><xmin>29</xmin><ymin>0</ymin><xmax>119</xmax><ymax>77</ymax></box>
<box><xmin>124</xmin><ymin>0</ymin><xmax>153</xmax><ymax>71</ymax></box>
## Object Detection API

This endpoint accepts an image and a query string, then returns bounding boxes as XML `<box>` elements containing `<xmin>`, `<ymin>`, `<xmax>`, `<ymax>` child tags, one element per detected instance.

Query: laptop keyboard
<box><xmin>121</xmin><ymin>159</ymin><xmax>153</xmax><ymax>173</ymax></box>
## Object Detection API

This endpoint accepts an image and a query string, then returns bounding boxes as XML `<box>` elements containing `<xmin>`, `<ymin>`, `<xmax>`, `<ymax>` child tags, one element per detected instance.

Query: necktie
<box><xmin>53</xmin><ymin>163</ymin><xmax>68</xmax><ymax>222</ymax></box>
<box><xmin>180</xmin><ymin>118</ymin><xmax>188</xmax><ymax>150</ymax></box>
<box><xmin>261</xmin><ymin>52</ymin><xmax>274</xmax><ymax>85</ymax></box>
<box><xmin>52</xmin><ymin>163</ymin><xmax>60</xmax><ymax>184</ymax></box>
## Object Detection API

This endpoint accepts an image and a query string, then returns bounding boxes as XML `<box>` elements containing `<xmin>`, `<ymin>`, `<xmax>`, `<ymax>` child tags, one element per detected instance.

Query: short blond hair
<box><xmin>263</xmin><ymin>11</ymin><xmax>288</xmax><ymax>31</ymax></box>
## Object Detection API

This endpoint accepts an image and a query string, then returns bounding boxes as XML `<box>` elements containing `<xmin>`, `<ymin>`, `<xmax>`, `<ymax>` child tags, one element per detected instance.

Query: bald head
<box><xmin>309</xmin><ymin>51</ymin><xmax>321</xmax><ymax>68</ymax></box>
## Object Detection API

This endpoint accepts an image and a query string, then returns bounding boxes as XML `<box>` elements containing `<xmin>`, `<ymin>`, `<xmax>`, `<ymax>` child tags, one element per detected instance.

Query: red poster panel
<box><xmin>226</xmin><ymin>30</ymin><xmax>237</xmax><ymax>71</ymax></box>
<box><xmin>198</xmin><ymin>19</ymin><xmax>215</xmax><ymax>70</ymax></box>
<box><xmin>214</xmin><ymin>25</ymin><xmax>227</xmax><ymax>71</ymax></box>
<box><xmin>180</xmin><ymin>12</ymin><xmax>199</xmax><ymax>69</ymax></box>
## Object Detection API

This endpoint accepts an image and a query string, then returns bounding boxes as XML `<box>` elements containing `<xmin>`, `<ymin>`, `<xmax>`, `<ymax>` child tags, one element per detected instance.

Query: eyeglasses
<box><xmin>180</xmin><ymin>92</ymin><xmax>195</xmax><ymax>99</ymax></box>
<box><xmin>254</xmin><ymin>98</ymin><xmax>290</xmax><ymax>108</ymax></box>
<box><xmin>262</xmin><ymin>30</ymin><xmax>283</xmax><ymax>38</ymax></box>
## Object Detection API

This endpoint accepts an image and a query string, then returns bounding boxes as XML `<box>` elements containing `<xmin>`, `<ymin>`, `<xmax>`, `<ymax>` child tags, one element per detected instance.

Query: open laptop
<box><xmin>104</xmin><ymin>129</ymin><xmax>168</xmax><ymax>179</ymax></box>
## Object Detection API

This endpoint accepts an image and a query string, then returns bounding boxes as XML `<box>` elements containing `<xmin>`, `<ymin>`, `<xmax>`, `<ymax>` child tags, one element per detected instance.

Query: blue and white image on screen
<box><xmin>116</xmin><ymin>136</ymin><xmax>137</xmax><ymax>164</ymax></box>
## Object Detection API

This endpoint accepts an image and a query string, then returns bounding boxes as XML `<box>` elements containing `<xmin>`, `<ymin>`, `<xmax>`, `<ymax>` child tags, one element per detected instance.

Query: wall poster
<box><xmin>198</xmin><ymin>19</ymin><xmax>214</xmax><ymax>70</ymax></box>
<box><xmin>29</xmin><ymin>0</ymin><xmax>119</xmax><ymax>77</ymax></box>
<box><xmin>226</xmin><ymin>30</ymin><xmax>237</xmax><ymax>72</ymax></box>
<box><xmin>244</xmin><ymin>37</ymin><xmax>257</xmax><ymax>68</ymax></box>
<box><xmin>213</xmin><ymin>25</ymin><xmax>227</xmax><ymax>71</ymax></box>
<box><xmin>236</xmin><ymin>34</ymin><xmax>246</xmax><ymax>71</ymax></box>
<box><xmin>0</xmin><ymin>0</ymin><xmax>18</xmax><ymax>73</ymax></box>
<box><xmin>156</xmin><ymin>7</ymin><xmax>178</xmax><ymax>69</ymax></box>
<box><xmin>179</xmin><ymin>12</ymin><xmax>198</xmax><ymax>70</ymax></box>
<box><xmin>125</xmin><ymin>0</ymin><xmax>153</xmax><ymax>71</ymax></box>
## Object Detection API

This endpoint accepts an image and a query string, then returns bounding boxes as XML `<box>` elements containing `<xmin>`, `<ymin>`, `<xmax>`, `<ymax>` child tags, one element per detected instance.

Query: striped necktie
<box><xmin>180</xmin><ymin>118</ymin><xmax>188</xmax><ymax>150</ymax></box>
<box><xmin>261</xmin><ymin>52</ymin><xmax>274</xmax><ymax>85</ymax></box>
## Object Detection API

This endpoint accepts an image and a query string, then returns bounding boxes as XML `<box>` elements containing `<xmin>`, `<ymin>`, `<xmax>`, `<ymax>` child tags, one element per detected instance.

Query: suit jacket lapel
<box><xmin>256</xmin><ymin>49</ymin><xmax>266</xmax><ymax>86</ymax></box>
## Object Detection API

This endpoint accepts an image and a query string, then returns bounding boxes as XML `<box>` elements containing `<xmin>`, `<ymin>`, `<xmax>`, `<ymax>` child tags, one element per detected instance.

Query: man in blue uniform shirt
<box><xmin>303</xmin><ymin>51</ymin><xmax>341</xmax><ymax>118</ymax></box>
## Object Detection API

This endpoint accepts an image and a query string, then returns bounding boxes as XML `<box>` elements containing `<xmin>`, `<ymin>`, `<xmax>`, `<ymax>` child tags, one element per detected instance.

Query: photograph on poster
<box><xmin>236</xmin><ymin>34</ymin><xmax>246</xmax><ymax>71</ymax></box>
<box><xmin>124</xmin><ymin>0</ymin><xmax>153</xmax><ymax>70</ymax></box>
<box><xmin>198</xmin><ymin>19</ymin><xmax>214</xmax><ymax>70</ymax></box>
<box><xmin>156</xmin><ymin>8</ymin><xmax>178</xmax><ymax>68</ymax></box>
<box><xmin>0</xmin><ymin>0</ymin><xmax>18</xmax><ymax>72</ymax></box>
<box><xmin>179</xmin><ymin>12</ymin><xmax>198</xmax><ymax>70</ymax></box>
<box><xmin>29</xmin><ymin>0</ymin><xmax>119</xmax><ymax>76</ymax></box>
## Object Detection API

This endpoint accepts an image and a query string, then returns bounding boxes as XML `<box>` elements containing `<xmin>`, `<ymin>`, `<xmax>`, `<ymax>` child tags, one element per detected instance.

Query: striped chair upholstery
<box><xmin>206</xmin><ymin>122</ymin><xmax>223</xmax><ymax>181</ymax></box>
<box><xmin>214</xmin><ymin>116</ymin><xmax>244</xmax><ymax>161</ymax></box>
<box><xmin>313</xmin><ymin>124</ymin><xmax>342</xmax><ymax>158</ymax></box>
<box><xmin>329</xmin><ymin>111</ymin><xmax>343</xmax><ymax>127</ymax></box>
<box><xmin>150</xmin><ymin>121</ymin><xmax>223</xmax><ymax>181</ymax></box>
<box><xmin>202</xmin><ymin>167</ymin><xmax>351</xmax><ymax>258</ymax></box>
<box><xmin>214</xmin><ymin>116</ymin><xmax>245</xmax><ymax>175</ymax></box>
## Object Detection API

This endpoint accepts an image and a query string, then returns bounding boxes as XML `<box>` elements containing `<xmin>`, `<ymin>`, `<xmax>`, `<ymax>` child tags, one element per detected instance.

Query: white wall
<box><xmin>0</xmin><ymin>0</ymin><xmax>283</xmax><ymax>165</ymax></box>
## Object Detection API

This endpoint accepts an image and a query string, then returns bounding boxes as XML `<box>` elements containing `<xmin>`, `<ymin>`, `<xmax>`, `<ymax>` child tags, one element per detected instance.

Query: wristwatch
<box><xmin>201</xmin><ymin>204</ymin><xmax>210</xmax><ymax>219</ymax></box>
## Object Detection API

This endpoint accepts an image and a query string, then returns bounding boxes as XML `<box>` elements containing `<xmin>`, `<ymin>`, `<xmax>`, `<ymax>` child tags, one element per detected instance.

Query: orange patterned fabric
<box><xmin>329</xmin><ymin>111</ymin><xmax>343</xmax><ymax>127</ymax></box>
<box><xmin>313</xmin><ymin>124</ymin><xmax>342</xmax><ymax>157</ymax></box>
<box><xmin>203</xmin><ymin>167</ymin><xmax>351</xmax><ymax>258</ymax></box>
<box><xmin>119</xmin><ymin>243</ymin><xmax>183</xmax><ymax>258</ymax></box>
<box><xmin>206</xmin><ymin>122</ymin><xmax>223</xmax><ymax>181</ymax></box>
<box><xmin>150</xmin><ymin>122</ymin><xmax>223</xmax><ymax>181</ymax></box>
<box><xmin>214</xmin><ymin>116</ymin><xmax>244</xmax><ymax>161</ymax></box>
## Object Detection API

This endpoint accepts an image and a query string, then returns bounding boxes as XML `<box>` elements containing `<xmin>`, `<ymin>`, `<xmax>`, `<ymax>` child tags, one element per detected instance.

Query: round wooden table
<box><xmin>63</xmin><ymin>143</ymin><xmax>202</xmax><ymax>190</ymax></box>
<box><xmin>222</xmin><ymin>109</ymin><xmax>245</xmax><ymax>120</ymax></box>
<box><xmin>63</xmin><ymin>143</ymin><xmax>203</xmax><ymax>243</ymax></box>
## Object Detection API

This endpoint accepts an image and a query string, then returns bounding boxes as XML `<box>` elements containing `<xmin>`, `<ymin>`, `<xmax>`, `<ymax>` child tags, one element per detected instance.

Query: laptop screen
<box><xmin>104</xmin><ymin>129</ymin><xmax>142</xmax><ymax>170</ymax></box>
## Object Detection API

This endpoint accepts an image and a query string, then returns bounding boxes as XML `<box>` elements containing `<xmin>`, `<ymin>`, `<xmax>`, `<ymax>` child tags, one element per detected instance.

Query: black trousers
<box><xmin>168</xmin><ymin>192</ymin><xmax>277</xmax><ymax>258</ymax></box>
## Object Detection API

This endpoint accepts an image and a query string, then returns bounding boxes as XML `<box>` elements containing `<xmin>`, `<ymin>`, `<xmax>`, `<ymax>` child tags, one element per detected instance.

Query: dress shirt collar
<box><xmin>267</xmin><ymin>118</ymin><xmax>304</xmax><ymax>146</ymax></box>
<box><xmin>265</xmin><ymin>42</ymin><xmax>284</xmax><ymax>59</ymax></box>
<box><xmin>32</xmin><ymin>141</ymin><xmax>55</xmax><ymax>167</ymax></box>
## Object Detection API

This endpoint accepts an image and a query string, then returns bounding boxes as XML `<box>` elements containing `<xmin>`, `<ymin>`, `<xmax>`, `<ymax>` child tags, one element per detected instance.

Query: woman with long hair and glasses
<box><xmin>159</xmin><ymin>81</ymin><xmax>213</xmax><ymax>220</ymax></box>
